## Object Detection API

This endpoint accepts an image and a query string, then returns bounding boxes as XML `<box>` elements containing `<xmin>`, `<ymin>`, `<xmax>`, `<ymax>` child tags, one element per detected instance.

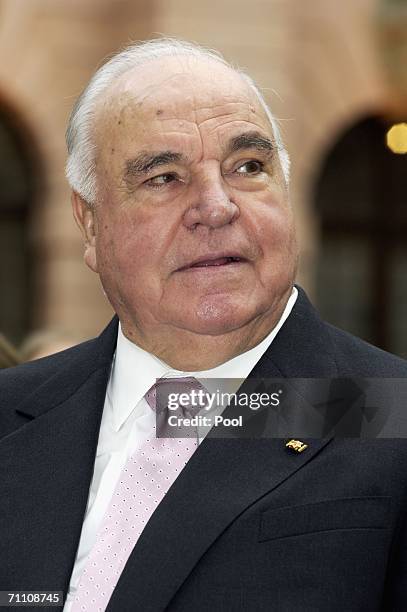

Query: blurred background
<box><xmin>0</xmin><ymin>0</ymin><xmax>406</xmax><ymax>363</ymax></box>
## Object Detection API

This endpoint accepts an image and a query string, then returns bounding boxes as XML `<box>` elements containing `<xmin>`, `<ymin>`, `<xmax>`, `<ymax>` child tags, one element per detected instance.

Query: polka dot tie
<box><xmin>70</xmin><ymin>377</ymin><xmax>204</xmax><ymax>612</ymax></box>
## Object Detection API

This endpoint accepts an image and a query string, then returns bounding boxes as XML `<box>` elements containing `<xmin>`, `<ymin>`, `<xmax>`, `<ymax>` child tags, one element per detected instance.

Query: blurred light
<box><xmin>386</xmin><ymin>123</ymin><xmax>407</xmax><ymax>154</ymax></box>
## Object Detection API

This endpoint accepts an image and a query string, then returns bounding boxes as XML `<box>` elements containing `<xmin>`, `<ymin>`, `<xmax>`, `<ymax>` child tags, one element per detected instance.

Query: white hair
<box><xmin>66</xmin><ymin>38</ymin><xmax>290</xmax><ymax>205</ymax></box>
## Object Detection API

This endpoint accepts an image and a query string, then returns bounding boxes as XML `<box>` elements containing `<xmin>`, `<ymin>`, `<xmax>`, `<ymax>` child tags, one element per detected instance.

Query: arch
<box><xmin>312</xmin><ymin>114</ymin><xmax>407</xmax><ymax>358</ymax></box>
<box><xmin>0</xmin><ymin>89</ymin><xmax>44</xmax><ymax>345</ymax></box>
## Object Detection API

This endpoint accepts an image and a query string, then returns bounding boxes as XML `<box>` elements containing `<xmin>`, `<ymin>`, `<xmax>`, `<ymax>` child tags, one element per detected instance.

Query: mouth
<box><xmin>177</xmin><ymin>255</ymin><xmax>246</xmax><ymax>272</ymax></box>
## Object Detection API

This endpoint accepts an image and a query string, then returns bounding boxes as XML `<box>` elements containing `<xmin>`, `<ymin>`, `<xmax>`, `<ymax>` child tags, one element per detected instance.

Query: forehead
<box><xmin>95</xmin><ymin>55</ymin><xmax>274</xmax><ymax>149</ymax></box>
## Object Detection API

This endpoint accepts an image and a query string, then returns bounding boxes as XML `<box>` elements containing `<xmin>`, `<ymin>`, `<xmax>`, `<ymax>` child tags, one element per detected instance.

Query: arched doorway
<box><xmin>0</xmin><ymin>101</ymin><xmax>38</xmax><ymax>344</ymax></box>
<box><xmin>314</xmin><ymin>116</ymin><xmax>407</xmax><ymax>358</ymax></box>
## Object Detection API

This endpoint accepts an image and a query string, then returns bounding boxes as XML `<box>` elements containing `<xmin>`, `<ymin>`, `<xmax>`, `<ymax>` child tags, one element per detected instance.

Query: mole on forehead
<box><xmin>97</xmin><ymin>73</ymin><xmax>266</xmax><ymax>136</ymax></box>
<box><xmin>107</xmin><ymin>96</ymin><xmax>262</xmax><ymax>125</ymax></box>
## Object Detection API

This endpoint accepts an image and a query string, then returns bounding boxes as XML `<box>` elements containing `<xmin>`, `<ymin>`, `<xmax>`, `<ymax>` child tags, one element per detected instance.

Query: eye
<box><xmin>145</xmin><ymin>173</ymin><xmax>177</xmax><ymax>188</ymax></box>
<box><xmin>235</xmin><ymin>160</ymin><xmax>264</xmax><ymax>175</ymax></box>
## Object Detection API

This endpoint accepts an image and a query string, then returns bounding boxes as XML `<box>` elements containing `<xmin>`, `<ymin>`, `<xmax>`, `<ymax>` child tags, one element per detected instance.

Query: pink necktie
<box><xmin>70</xmin><ymin>377</ymin><xmax>204</xmax><ymax>612</ymax></box>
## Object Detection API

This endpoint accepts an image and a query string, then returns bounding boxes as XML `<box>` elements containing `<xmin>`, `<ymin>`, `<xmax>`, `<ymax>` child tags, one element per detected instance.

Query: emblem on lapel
<box><xmin>285</xmin><ymin>439</ymin><xmax>308</xmax><ymax>453</ymax></box>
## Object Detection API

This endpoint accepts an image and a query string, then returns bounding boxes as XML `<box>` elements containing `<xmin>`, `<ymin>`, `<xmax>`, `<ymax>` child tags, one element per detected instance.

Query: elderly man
<box><xmin>1</xmin><ymin>39</ymin><xmax>407</xmax><ymax>612</ymax></box>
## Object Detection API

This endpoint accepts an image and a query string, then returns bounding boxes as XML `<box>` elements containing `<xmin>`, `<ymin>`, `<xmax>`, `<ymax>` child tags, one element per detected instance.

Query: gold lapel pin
<box><xmin>285</xmin><ymin>439</ymin><xmax>308</xmax><ymax>453</ymax></box>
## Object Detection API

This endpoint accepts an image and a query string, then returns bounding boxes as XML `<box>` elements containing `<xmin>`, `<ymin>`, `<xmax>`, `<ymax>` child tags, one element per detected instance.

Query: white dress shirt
<box><xmin>63</xmin><ymin>287</ymin><xmax>297</xmax><ymax>609</ymax></box>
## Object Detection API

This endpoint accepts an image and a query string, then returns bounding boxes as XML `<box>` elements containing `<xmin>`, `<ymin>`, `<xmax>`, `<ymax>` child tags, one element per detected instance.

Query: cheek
<box><xmin>263</xmin><ymin>211</ymin><xmax>295</xmax><ymax>248</ymax></box>
<box><xmin>95</xmin><ymin>207</ymin><xmax>173</xmax><ymax>290</ymax></box>
<box><xmin>100</xmin><ymin>231</ymin><xmax>153</xmax><ymax>278</ymax></box>
<box><xmin>247</xmin><ymin>195</ymin><xmax>295</xmax><ymax>256</ymax></box>
<box><xmin>250</xmin><ymin>205</ymin><xmax>297</xmax><ymax>286</ymax></box>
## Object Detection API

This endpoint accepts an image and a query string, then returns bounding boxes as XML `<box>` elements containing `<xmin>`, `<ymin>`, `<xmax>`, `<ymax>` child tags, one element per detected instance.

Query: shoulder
<box><xmin>275</xmin><ymin>286</ymin><xmax>407</xmax><ymax>378</ymax></box>
<box><xmin>0</xmin><ymin>339</ymin><xmax>98</xmax><ymax>433</ymax></box>
<box><xmin>325</xmin><ymin>322</ymin><xmax>407</xmax><ymax>377</ymax></box>
<box><xmin>0</xmin><ymin>316</ymin><xmax>118</xmax><ymax>408</ymax></box>
<box><xmin>0</xmin><ymin>316</ymin><xmax>118</xmax><ymax>439</ymax></box>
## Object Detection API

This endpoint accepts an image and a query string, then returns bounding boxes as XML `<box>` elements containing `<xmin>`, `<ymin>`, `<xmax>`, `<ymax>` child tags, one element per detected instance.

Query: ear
<box><xmin>71</xmin><ymin>191</ymin><xmax>99</xmax><ymax>273</ymax></box>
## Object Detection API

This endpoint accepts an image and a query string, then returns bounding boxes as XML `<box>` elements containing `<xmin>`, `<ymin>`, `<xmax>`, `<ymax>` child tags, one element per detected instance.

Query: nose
<box><xmin>183</xmin><ymin>169</ymin><xmax>240</xmax><ymax>229</ymax></box>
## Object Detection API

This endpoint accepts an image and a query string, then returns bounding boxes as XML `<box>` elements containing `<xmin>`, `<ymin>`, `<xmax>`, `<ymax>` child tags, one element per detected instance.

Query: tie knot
<box><xmin>145</xmin><ymin>376</ymin><xmax>207</xmax><ymax>417</ymax></box>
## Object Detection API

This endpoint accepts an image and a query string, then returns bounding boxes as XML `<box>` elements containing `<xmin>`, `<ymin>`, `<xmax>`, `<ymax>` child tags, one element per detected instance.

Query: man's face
<box><xmin>82</xmin><ymin>56</ymin><xmax>298</xmax><ymax>341</ymax></box>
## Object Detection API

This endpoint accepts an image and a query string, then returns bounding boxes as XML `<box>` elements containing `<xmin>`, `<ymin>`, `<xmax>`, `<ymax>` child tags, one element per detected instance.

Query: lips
<box><xmin>189</xmin><ymin>256</ymin><xmax>242</xmax><ymax>268</ymax></box>
<box><xmin>177</xmin><ymin>254</ymin><xmax>246</xmax><ymax>271</ymax></box>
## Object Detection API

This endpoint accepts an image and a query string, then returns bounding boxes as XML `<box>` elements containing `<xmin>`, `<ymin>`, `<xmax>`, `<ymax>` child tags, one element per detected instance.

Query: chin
<box><xmin>173</xmin><ymin>296</ymin><xmax>261</xmax><ymax>336</ymax></box>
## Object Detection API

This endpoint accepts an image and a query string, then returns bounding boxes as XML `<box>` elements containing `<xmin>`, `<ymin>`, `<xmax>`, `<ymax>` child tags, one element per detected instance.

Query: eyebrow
<box><xmin>124</xmin><ymin>151</ymin><xmax>185</xmax><ymax>180</ymax></box>
<box><xmin>227</xmin><ymin>131</ymin><xmax>276</xmax><ymax>156</ymax></box>
<box><xmin>123</xmin><ymin>130</ymin><xmax>275</xmax><ymax>183</ymax></box>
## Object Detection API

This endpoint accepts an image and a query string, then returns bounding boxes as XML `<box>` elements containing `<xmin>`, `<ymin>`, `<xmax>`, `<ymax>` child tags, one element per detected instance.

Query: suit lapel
<box><xmin>249</xmin><ymin>286</ymin><xmax>338</xmax><ymax>380</ymax></box>
<box><xmin>107</xmin><ymin>287</ymin><xmax>339</xmax><ymax>611</ymax></box>
<box><xmin>0</xmin><ymin>318</ymin><xmax>118</xmax><ymax>593</ymax></box>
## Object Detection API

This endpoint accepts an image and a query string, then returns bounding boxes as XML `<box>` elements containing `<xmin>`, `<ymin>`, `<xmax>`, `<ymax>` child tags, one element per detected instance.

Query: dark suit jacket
<box><xmin>1</xmin><ymin>287</ymin><xmax>407</xmax><ymax>612</ymax></box>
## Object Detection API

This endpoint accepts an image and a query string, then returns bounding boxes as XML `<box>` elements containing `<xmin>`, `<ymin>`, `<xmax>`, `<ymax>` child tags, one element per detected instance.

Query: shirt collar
<box><xmin>109</xmin><ymin>286</ymin><xmax>298</xmax><ymax>431</ymax></box>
